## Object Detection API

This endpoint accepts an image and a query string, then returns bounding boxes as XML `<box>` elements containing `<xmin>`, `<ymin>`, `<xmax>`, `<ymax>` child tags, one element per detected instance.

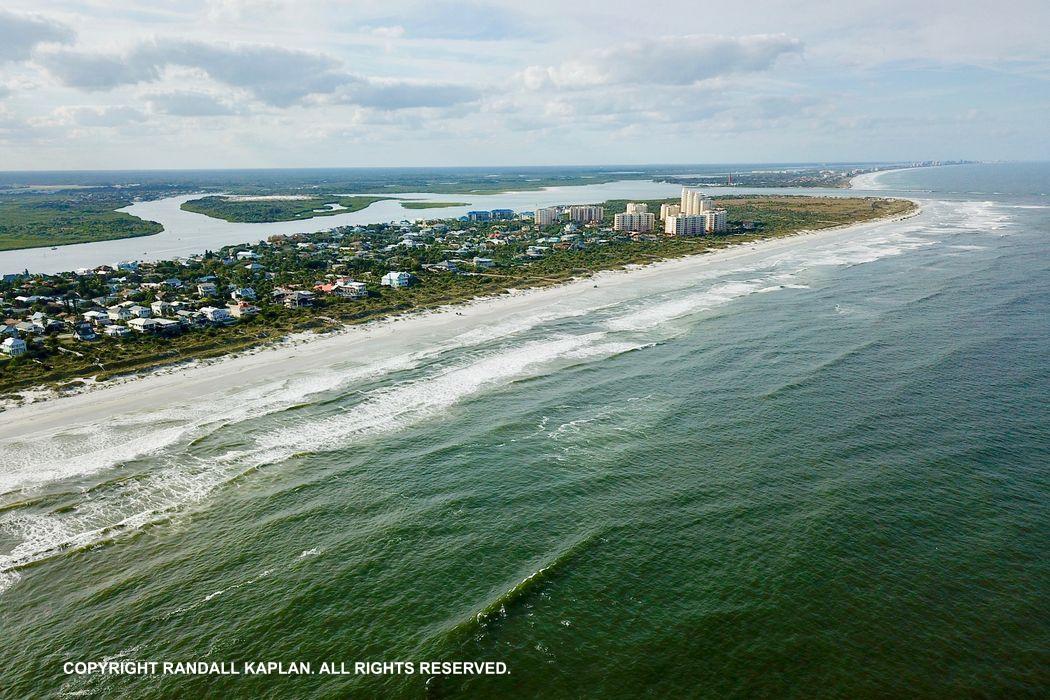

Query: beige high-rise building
<box><xmin>706</xmin><ymin>209</ymin><xmax>727</xmax><ymax>233</ymax></box>
<box><xmin>625</xmin><ymin>202</ymin><xmax>648</xmax><ymax>215</ymax></box>
<box><xmin>568</xmin><ymin>205</ymin><xmax>604</xmax><ymax>223</ymax></box>
<box><xmin>534</xmin><ymin>207</ymin><xmax>560</xmax><ymax>226</ymax></box>
<box><xmin>680</xmin><ymin>188</ymin><xmax>712</xmax><ymax>216</ymax></box>
<box><xmin>665</xmin><ymin>209</ymin><xmax>727</xmax><ymax>235</ymax></box>
<box><xmin>664</xmin><ymin>214</ymin><xmax>707</xmax><ymax>236</ymax></box>
<box><xmin>659</xmin><ymin>203</ymin><xmax>681</xmax><ymax>221</ymax></box>
<box><xmin>614</xmin><ymin>211</ymin><xmax>656</xmax><ymax>233</ymax></box>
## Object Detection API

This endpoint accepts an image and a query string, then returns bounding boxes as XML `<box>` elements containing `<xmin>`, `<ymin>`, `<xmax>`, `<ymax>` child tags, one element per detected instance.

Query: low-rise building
<box><xmin>128</xmin><ymin>317</ymin><xmax>160</xmax><ymax>333</ymax></box>
<box><xmin>199</xmin><ymin>306</ymin><xmax>233</xmax><ymax>323</ymax></box>
<box><xmin>150</xmin><ymin>300</ymin><xmax>173</xmax><ymax>316</ymax></box>
<box><xmin>230</xmin><ymin>287</ymin><xmax>256</xmax><ymax>301</ymax></box>
<box><xmin>228</xmin><ymin>302</ymin><xmax>259</xmax><ymax>318</ymax></box>
<box><xmin>381</xmin><ymin>271</ymin><xmax>416</xmax><ymax>288</ymax></box>
<box><xmin>0</xmin><ymin>337</ymin><xmax>27</xmax><ymax>356</ymax></box>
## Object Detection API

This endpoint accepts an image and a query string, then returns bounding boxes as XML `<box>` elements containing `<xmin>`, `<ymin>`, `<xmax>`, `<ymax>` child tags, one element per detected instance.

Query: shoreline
<box><xmin>0</xmin><ymin>199</ymin><xmax>921</xmax><ymax>436</ymax></box>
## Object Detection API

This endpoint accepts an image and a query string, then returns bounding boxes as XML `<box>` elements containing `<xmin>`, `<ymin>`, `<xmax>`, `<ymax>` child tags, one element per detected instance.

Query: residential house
<box><xmin>127</xmin><ymin>317</ymin><xmax>160</xmax><ymax>333</ymax></box>
<box><xmin>103</xmin><ymin>325</ymin><xmax>131</xmax><ymax>338</ymax></box>
<box><xmin>282</xmin><ymin>290</ymin><xmax>315</xmax><ymax>308</ymax></box>
<box><xmin>199</xmin><ymin>306</ymin><xmax>233</xmax><ymax>324</ymax></box>
<box><xmin>150</xmin><ymin>300</ymin><xmax>174</xmax><ymax>317</ymax></box>
<box><xmin>381</xmin><ymin>271</ymin><xmax>415</xmax><ymax>288</ymax></box>
<box><xmin>0</xmin><ymin>337</ymin><xmax>27</xmax><ymax>356</ymax></box>
<box><xmin>230</xmin><ymin>287</ymin><xmax>256</xmax><ymax>301</ymax></box>
<box><xmin>107</xmin><ymin>306</ymin><xmax>134</xmax><ymax>322</ymax></box>
<box><xmin>228</xmin><ymin>302</ymin><xmax>259</xmax><ymax>318</ymax></box>
<box><xmin>15</xmin><ymin>321</ymin><xmax>44</xmax><ymax>336</ymax></box>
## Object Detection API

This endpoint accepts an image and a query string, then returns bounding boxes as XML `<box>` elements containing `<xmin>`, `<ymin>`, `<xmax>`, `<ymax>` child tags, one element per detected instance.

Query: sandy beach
<box><xmin>0</xmin><ymin>204</ymin><xmax>920</xmax><ymax>442</ymax></box>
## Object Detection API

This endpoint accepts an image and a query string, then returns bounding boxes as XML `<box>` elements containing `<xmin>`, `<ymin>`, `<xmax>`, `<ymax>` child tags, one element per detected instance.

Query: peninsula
<box><xmin>0</xmin><ymin>194</ymin><xmax>915</xmax><ymax>399</ymax></box>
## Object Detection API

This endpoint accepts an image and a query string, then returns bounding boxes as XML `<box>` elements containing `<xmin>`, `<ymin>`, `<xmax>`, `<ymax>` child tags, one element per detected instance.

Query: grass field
<box><xmin>0</xmin><ymin>193</ymin><xmax>163</xmax><ymax>251</ymax></box>
<box><xmin>180</xmin><ymin>195</ymin><xmax>394</xmax><ymax>222</ymax></box>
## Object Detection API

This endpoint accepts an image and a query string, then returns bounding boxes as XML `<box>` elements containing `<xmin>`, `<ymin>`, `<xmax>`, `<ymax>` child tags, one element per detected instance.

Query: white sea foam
<box><xmin>605</xmin><ymin>281</ymin><xmax>765</xmax><ymax>331</ymax></box>
<box><xmin>0</xmin><ymin>354</ymin><xmax>421</xmax><ymax>495</ymax></box>
<box><xmin>0</xmin><ymin>332</ymin><xmax>635</xmax><ymax>584</ymax></box>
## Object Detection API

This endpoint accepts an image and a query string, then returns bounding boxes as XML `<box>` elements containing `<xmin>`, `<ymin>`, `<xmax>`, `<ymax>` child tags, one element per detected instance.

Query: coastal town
<box><xmin>0</xmin><ymin>189</ymin><xmax>912</xmax><ymax>395</ymax></box>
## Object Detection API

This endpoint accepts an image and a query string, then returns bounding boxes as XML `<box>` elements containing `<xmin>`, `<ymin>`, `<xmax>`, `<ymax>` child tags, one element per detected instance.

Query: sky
<box><xmin>0</xmin><ymin>0</ymin><xmax>1047</xmax><ymax>170</ymax></box>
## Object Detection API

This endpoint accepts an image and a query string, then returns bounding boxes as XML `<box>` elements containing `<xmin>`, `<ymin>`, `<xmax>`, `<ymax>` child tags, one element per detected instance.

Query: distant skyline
<box><xmin>1</xmin><ymin>1</ymin><xmax>1047</xmax><ymax>170</ymax></box>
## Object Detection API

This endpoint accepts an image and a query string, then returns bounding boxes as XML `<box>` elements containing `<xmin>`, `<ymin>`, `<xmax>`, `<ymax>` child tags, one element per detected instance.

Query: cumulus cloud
<box><xmin>522</xmin><ymin>34</ymin><xmax>803</xmax><ymax>89</ymax></box>
<box><xmin>43</xmin><ymin>105</ymin><xmax>148</xmax><ymax>127</ymax></box>
<box><xmin>40</xmin><ymin>39</ymin><xmax>350</xmax><ymax>106</ymax></box>
<box><xmin>0</xmin><ymin>9</ymin><xmax>75</xmax><ymax>63</ymax></box>
<box><xmin>146</xmin><ymin>91</ymin><xmax>238</xmax><ymax>116</ymax></box>
<box><xmin>332</xmin><ymin>79</ymin><xmax>481</xmax><ymax>110</ymax></box>
<box><xmin>38</xmin><ymin>38</ymin><xmax>480</xmax><ymax>111</ymax></box>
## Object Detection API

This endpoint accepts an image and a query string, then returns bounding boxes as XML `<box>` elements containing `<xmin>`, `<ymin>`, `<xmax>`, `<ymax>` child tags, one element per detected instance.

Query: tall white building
<box><xmin>706</xmin><ymin>209</ymin><xmax>727</xmax><ymax>233</ymax></box>
<box><xmin>664</xmin><ymin>214</ymin><xmax>707</xmax><ymax>236</ymax></box>
<box><xmin>625</xmin><ymin>202</ymin><xmax>648</xmax><ymax>215</ymax></box>
<box><xmin>614</xmin><ymin>211</ymin><xmax>656</xmax><ymax>233</ymax></box>
<box><xmin>659</xmin><ymin>203</ymin><xmax>681</xmax><ymax>221</ymax></box>
<box><xmin>534</xmin><ymin>207</ymin><xmax>560</xmax><ymax>226</ymax></box>
<box><xmin>666</xmin><ymin>210</ymin><xmax>728</xmax><ymax>235</ymax></box>
<box><xmin>680</xmin><ymin>188</ymin><xmax>713</xmax><ymax>216</ymax></box>
<box><xmin>568</xmin><ymin>205</ymin><xmax>604</xmax><ymax>223</ymax></box>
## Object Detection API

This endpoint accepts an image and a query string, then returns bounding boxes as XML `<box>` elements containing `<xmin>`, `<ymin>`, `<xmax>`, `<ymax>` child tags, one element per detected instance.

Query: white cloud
<box><xmin>370</xmin><ymin>25</ymin><xmax>406</xmax><ymax>39</ymax></box>
<box><xmin>39</xmin><ymin>39</ymin><xmax>348</xmax><ymax>106</ymax></box>
<box><xmin>40</xmin><ymin>105</ymin><xmax>148</xmax><ymax>127</ymax></box>
<box><xmin>146</xmin><ymin>91</ymin><xmax>239</xmax><ymax>116</ymax></box>
<box><xmin>37</xmin><ymin>38</ymin><xmax>481</xmax><ymax>111</ymax></box>
<box><xmin>0</xmin><ymin>9</ymin><xmax>75</xmax><ymax>63</ymax></box>
<box><xmin>522</xmin><ymin>34</ymin><xmax>803</xmax><ymax>89</ymax></box>
<box><xmin>330</xmin><ymin>79</ymin><xmax>481</xmax><ymax>110</ymax></box>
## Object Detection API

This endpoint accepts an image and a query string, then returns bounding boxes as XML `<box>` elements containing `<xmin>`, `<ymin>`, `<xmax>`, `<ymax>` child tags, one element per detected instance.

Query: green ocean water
<box><xmin>1</xmin><ymin>163</ymin><xmax>1048</xmax><ymax>698</ymax></box>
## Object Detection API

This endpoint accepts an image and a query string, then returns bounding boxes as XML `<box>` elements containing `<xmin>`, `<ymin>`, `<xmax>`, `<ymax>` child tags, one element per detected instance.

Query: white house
<box><xmin>82</xmin><ymin>310</ymin><xmax>111</xmax><ymax>326</ymax></box>
<box><xmin>1</xmin><ymin>337</ymin><xmax>27</xmax><ymax>356</ymax></box>
<box><xmin>151</xmin><ymin>300</ymin><xmax>173</xmax><ymax>316</ymax></box>
<box><xmin>381</xmin><ymin>271</ymin><xmax>415</xmax><ymax>288</ymax></box>
<box><xmin>230</xmin><ymin>287</ymin><xmax>257</xmax><ymax>301</ymax></box>
<box><xmin>103</xmin><ymin>325</ymin><xmax>131</xmax><ymax>338</ymax></box>
<box><xmin>200</xmin><ymin>306</ymin><xmax>233</xmax><ymax>323</ymax></box>
<box><xmin>127</xmin><ymin>317</ymin><xmax>159</xmax><ymax>333</ymax></box>
<box><xmin>228</xmin><ymin>302</ymin><xmax>259</xmax><ymax>318</ymax></box>
<box><xmin>153</xmin><ymin>318</ymin><xmax>181</xmax><ymax>333</ymax></box>
<box><xmin>127</xmin><ymin>305</ymin><xmax>151</xmax><ymax>318</ymax></box>
<box><xmin>15</xmin><ymin>321</ymin><xmax>45</xmax><ymax>335</ymax></box>
<box><xmin>335</xmin><ymin>281</ymin><xmax>368</xmax><ymax>299</ymax></box>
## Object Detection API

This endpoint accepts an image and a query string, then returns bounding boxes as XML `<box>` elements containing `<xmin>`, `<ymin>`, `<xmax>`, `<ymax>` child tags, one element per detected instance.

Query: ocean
<box><xmin>1</xmin><ymin>163</ymin><xmax>1047</xmax><ymax>697</ymax></box>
